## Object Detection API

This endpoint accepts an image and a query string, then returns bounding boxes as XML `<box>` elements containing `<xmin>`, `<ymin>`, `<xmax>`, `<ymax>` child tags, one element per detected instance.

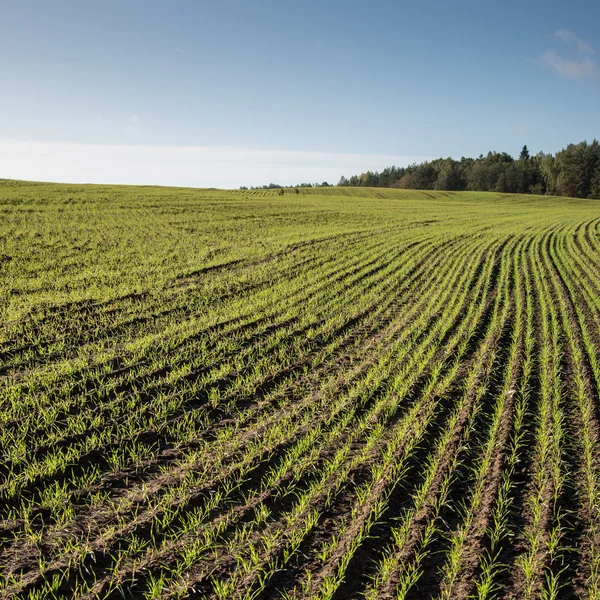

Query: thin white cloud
<box><xmin>542</xmin><ymin>30</ymin><xmax>597</xmax><ymax>79</ymax></box>
<box><xmin>175</xmin><ymin>48</ymin><xmax>185</xmax><ymax>54</ymax></box>
<box><xmin>542</xmin><ymin>29</ymin><xmax>598</xmax><ymax>79</ymax></box>
<box><xmin>543</xmin><ymin>49</ymin><xmax>597</xmax><ymax>79</ymax></box>
<box><xmin>0</xmin><ymin>140</ymin><xmax>433</xmax><ymax>189</ymax></box>
<box><xmin>125</xmin><ymin>115</ymin><xmax>140</xmax><ymax>134</ymax></box>
<box><xmin>555</xmin><ymin>29</ymin><xmax>595</xmax><ymax>55</ymax></box>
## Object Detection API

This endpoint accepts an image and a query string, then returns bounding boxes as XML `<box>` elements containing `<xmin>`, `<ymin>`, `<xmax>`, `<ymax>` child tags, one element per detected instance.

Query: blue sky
<box><xmin>1</xmin><ymin>0</ymin><xmax>599</xmax><ymax>187</ymax></box>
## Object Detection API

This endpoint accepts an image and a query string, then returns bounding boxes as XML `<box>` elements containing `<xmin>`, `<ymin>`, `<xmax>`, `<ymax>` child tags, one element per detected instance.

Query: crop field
<box><xmin>2</xmin><ymin>180</ymin><xmax>600</xmax><ymax>599</ymax></box>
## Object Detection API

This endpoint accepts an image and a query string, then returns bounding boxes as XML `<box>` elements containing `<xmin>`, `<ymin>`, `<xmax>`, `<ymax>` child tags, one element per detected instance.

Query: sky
<box><xmin>1</xmin><ymin>0</ymin><xmax>599</xmax><ymax>188</ymax></box>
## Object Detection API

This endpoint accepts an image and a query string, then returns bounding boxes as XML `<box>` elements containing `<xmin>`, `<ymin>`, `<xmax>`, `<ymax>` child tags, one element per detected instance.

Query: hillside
<box><xmin>1</xmin><ymin>180</ymin><xmax>600</xmax><ymax>598</ymax></box>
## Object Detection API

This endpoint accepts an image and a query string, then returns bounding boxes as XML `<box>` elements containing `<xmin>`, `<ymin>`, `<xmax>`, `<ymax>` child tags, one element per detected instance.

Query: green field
<box><xmin>2</xmin><ymin>180</ymin><xmax>600</xmax><ymax>599</ymax></box>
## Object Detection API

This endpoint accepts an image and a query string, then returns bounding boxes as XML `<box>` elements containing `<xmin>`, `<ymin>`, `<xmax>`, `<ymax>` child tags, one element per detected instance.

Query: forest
<box><xmin>338</xmin><ymin>140</ymin><xmax>600</xmax><ymax>198</ymax></box>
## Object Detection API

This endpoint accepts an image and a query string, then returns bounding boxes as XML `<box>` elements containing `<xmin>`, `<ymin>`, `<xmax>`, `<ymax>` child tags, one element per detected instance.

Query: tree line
<box><xmin>336</xmin><ymin>140</ymin><xmax>600</xmax><ymax>198</ymax></box>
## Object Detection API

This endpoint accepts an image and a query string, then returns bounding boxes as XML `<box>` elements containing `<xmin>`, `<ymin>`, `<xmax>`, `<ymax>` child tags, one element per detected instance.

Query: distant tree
<box><xmin>337</xmin><ymin>176</ymin><xmax>349</xmax><ymax>186</ymax></box>
<box><xmin>466</xmin><ymin>162</ymin><xmax>494</xmax><ymax>191</ymax></box>
<box><xmin>498</xmin><ymin>163</ymin><xmax>526</xmax><ymax>193</ymax></box>
<box><xmin>359</xmin><ymin>171</ymin><xmax>379</xmax><ymax>186</ymax></box>
<box><xmin>411</xmin><ymin>163</ymin><xmax>437</xmax><ymax>190</ymax></box>
<box><xmin>538</xmin><ymin>153</ymin><xmax>558</xmax><ymax>195</ymax></box>
<box><xmin>519</xmin><ymin>145</ymin><xmax>530</xmax><ymax>161</ymax></box>
<box><xmin>394</xmin><ymin>172</ymin><xmax>417</xmax><ymax>189</ymax></box>
<box><xmin>320</xmin><ymin>181</ymin><xmax>330</xmax><ymax>187</ymax></box>
<box><xmin>591</xmin><ymin>158</ymin><xmax>600</xmax><ymax>199</ymax></box>
<box><xmin>484</xmin><ymin>151</ymin><xmax>514</xmax><ymax>165</ymax></box>
<box><xmin>586</xmin><ymin>140</ymin><xmax>600</xmax><ymax>198</ymax></box>
<box><xmin>554</xmin><ymin>142</ymin><xmax>598</xmax><ymax>197</ymax></box>
<box><xmin>434</xmin><ymin>159</ymin><xmax>465</xmax><ymax>191</ymax></box>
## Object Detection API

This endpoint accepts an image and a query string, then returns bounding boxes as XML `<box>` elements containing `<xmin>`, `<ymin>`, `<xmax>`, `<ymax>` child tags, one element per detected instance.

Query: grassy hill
<box><xmin>1</xmin><ymin>180</ymin><xmax>600</xmax><ymax>598</ymax></box>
